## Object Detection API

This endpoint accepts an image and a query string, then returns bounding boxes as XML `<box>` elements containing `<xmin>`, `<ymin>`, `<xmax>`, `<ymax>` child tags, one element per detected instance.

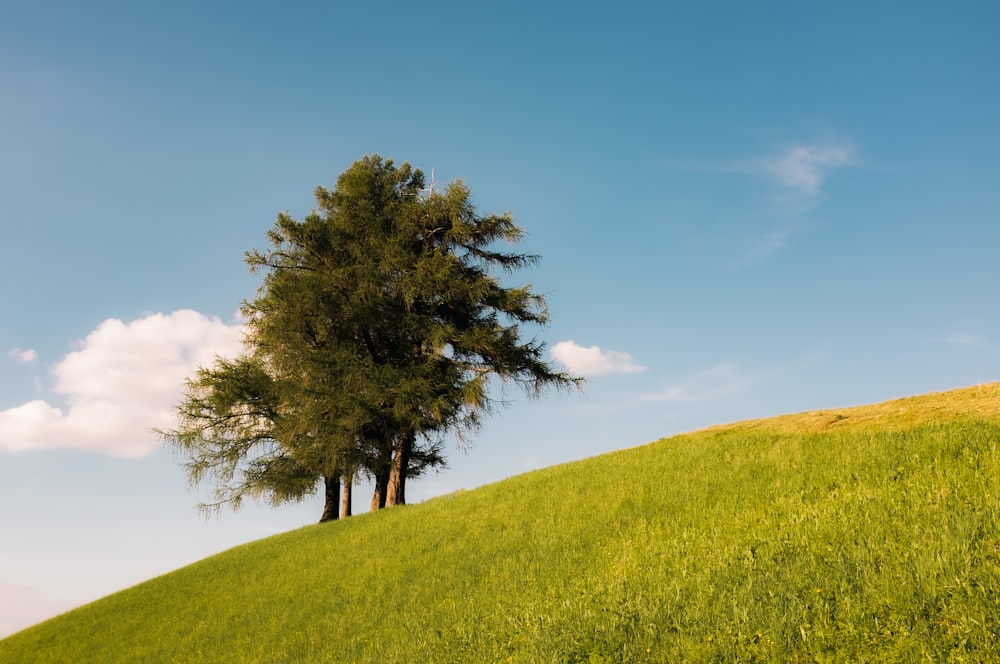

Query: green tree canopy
<box><xmin>163</xmin><ymin>155</ymin><xmax>578</xmax><ymax>521</ymax></box>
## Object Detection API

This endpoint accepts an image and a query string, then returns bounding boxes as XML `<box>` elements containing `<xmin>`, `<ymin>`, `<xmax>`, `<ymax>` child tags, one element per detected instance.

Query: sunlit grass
<box><xmin>2</xmin><ymin>383</ymin><xmax>999</xmax><ymax>662</ymax></box>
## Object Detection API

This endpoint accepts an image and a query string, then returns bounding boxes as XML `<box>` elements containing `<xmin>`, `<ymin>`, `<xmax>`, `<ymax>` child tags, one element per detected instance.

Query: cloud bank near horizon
<box><xmin>0</xmin><ymin>310</ymin><xmax>245</xmax><ymax>458</ymax></box>
<box><xmin>551</xmin><ymin>340</ymin><xmax>646</xmax><ymax>376</ymax></box>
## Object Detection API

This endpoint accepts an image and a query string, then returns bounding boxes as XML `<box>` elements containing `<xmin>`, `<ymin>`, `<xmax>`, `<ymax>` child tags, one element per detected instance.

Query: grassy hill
<box><xmin>3</xmin><ymin>383</ymin><xmax>999</xmax><ymax>662</ymax></box>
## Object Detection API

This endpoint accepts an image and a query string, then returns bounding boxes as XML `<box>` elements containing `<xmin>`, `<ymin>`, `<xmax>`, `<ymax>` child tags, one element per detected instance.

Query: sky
<box><xmin>1</xmin><ymin>0</ymin><xmax>998</xmax><ymax>638</ymax></box>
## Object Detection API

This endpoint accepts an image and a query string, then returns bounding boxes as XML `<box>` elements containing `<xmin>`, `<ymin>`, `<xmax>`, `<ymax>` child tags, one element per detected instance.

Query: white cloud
<box><xmin>0</xmin><ymin>310</ymin><xmax>245</xmax><ymax>458</ymax></box>
<box><xmin>758</xmin><ymin>143</ymin><xmax>856</xmax><ymax>195</ymax></box>
<box><xmin>643</xmin><ymin>361</ymin><xmax>751</xmax><ymax>402</ymax></box>
<box><xmin>551</xmin><ymin>340</ymin><xmax>646</xmax><ymax>376</ymax></box>
<box><xmin>8</xmin><ymin>348</ymin><xmax>38</xmax><ymax>363</ymax></box>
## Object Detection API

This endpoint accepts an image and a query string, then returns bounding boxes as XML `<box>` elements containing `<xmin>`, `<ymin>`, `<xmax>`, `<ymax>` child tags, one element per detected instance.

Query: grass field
<box><xmin>2</xmin><ymin>383</ymin><xmax>999</xmax><ymax>662</ymax></box>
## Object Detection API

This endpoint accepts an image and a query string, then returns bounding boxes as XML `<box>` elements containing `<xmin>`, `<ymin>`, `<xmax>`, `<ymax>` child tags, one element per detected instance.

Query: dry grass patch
<box><xmin>704</xmin><ymin>382</ymin><xmax>1000</xmax><ymax>435</ymax></box>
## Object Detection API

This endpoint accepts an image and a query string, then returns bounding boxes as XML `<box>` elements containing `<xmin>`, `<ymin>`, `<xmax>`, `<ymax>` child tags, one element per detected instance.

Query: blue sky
<box><xmin>2</xmin><ymin>0</ymin><xmax>998</xmax><ymax>636</ymax></box>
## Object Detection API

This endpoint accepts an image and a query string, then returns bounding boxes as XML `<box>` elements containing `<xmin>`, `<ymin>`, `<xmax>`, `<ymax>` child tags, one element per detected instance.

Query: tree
<box><xmin>163</xmin><ymin>356</ymin><xmax>326</xmax><ymax>516</ymax></box>
<box><xmin>163</xmin><ymin>155</ymin><xmax>578</xmax><ymax>521</ymax></box>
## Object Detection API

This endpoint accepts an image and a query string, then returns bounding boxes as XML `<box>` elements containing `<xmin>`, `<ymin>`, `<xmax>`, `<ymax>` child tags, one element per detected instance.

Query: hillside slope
<box><xmin>3</xmin><ymin>383</ymin><xmax>999</xmax><ymax>662</ymax></box>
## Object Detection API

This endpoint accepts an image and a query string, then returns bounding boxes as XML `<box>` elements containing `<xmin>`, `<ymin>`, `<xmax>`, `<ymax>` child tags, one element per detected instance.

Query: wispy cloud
<box><xmin>756</xmin><ymin>142</ymin><xmax>857</xmax><ymax>195</ymax></box>
<box><xmin>671</xmin><ymin>137</ymin><xmax>858</xmax><ymax>197</ymax></box>
<box><xmin>8</xmin><ymin>348</ymin><xmax>38</xmax><ymax>363</ymax></box>
<box><xmin>642</xmin><ymin>361</ymin><xmax>752</xmax><ymax>402</ymax></box>
<box><xmin>665</xmin><ymin>136</ymin><xmax>858</xmax><ymax>266</ymax></box>
<box><xmin>551</xmin><ymin>341</ymin><xmax>646</xmax><ymax>376</ymax></box>
<box><xmin>738</xmin><ymin>227</ymin><xmax>797</xmax><ymax>266</ymax></box>
<box><xmin>0</xmin><ymin>310</ymin><xmax>245</xmax><ymax>458</ymax></box>
<box><xmin>939</xmin><ymin>331</ymin><xmax>995</xmax><ymax>352</ymax></box>
<box><xmin>947</xmin><ymin>331</ymin><xmax>990</xmax><ymax>348</ymax></box>
<box><xmin>907</xmin><ymin>330</ymin><xmax>996</xmax><ymax>353</ymax></box>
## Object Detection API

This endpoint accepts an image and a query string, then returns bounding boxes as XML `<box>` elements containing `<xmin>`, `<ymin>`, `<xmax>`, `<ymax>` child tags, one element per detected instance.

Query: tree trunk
<box><xmin>386</xmin><ymin>430</ymin><xmax>414</xmax><ymax>507</ymax></box>
<box><xmin>370</xmin><ymin>464</ymin><xmax>389</xmax><ymax>511</ymax></box>
<box><xmin>320</xmin><ymin>474</ymin><xmax>341</xmax><ymax>523</ymax></box>
<box><xmin>340</xmin><ymin>471</ymin><xmax>353</xmax><ymax>519</ymax></box>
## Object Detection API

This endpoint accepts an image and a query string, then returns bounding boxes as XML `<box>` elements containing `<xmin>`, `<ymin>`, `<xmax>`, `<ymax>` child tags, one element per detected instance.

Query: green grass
<box><xmin>4</xmin><ymin>383</ymin><xmax>1000</xmax><ymax>662</ymax></box>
